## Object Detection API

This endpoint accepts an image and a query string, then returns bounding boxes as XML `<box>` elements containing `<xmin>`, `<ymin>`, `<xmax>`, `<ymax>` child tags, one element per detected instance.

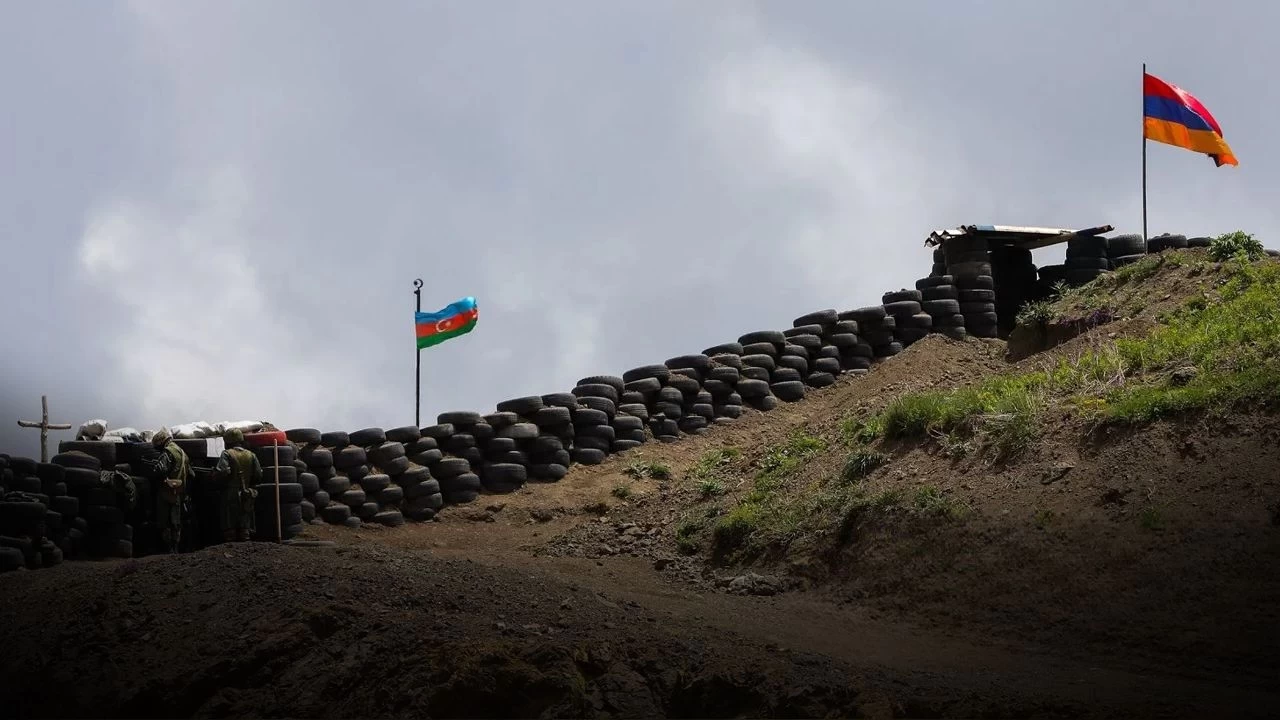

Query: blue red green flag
<box><xmin>415</xmin><ymin>296</ymin><xmax>478</xmax><ymax>349</ymax></box>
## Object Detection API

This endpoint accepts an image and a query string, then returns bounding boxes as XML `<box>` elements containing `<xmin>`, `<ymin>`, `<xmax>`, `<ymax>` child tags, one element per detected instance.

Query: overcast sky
<box><xmin>2</xmin><ymin>1</ymin><xmax>1276</xmax><ymax>455</ymax></box>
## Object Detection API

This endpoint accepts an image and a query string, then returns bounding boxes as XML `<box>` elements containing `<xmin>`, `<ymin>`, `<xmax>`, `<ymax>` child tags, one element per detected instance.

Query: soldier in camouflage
<box><xmin>213</xmin><ymin>428</ymin><xmax>261</xmax><ymax>542</ymax></box>
<box><xmin>147</xmin><ymin>427</ymin><xmax>192</xmax><ymax>553</ymax></box>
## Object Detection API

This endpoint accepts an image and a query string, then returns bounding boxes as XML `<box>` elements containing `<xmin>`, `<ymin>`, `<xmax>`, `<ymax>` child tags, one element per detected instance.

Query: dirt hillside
<box><xmin>3</xmin><ymin>249</ymin><xmax>1279</xmax><ymax>719</ymax></box>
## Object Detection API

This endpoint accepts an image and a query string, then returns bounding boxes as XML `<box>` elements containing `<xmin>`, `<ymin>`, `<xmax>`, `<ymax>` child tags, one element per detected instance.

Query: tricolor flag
<box><xmin>1143</xmin><ymin>72</ymin><xmax>1237</xmax><ymax>167</ymax></box>
<box><xmin>415</xmin><ymin>296</ymin><xmax>478</xmax><ymax>349</ymax></box>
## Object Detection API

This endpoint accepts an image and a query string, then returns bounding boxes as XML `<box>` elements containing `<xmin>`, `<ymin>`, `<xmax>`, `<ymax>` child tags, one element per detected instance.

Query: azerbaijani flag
<box><xmin>1143</xmin><ymin>72</ymin><xmax>1238</xmax><ymax>167</ymax></box>
<box><xmin>415</xmin><ymin>296</ymin><xmax>478</xmax><ymax>349</ymax></box>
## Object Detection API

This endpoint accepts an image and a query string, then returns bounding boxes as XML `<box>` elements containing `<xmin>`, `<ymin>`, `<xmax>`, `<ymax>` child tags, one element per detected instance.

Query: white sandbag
<box><xmin>170</xmin><ymin>422</ymin><xmax>205</xmax><ymax>439</ymax></box>
<box><xmin>219</xmin><ymin>420</ymin><xmax>264</xmax><ymax>434</ymax></box>
<box><xmin>76</xmin><ymin>419</ymin><xmax>109</xmax><ymax>441</ymax></box>
<box><xmin>104</xmin><ymin>427</ymin><xmax>144</xmax><ymax>442</ymax></box>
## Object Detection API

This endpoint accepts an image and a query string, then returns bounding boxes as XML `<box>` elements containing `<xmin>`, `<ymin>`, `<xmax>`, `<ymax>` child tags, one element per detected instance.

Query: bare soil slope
<box><xmin>3</xmin><ymin>251</ymin><xmax>1279</xmax><ymax>719</ymax></box>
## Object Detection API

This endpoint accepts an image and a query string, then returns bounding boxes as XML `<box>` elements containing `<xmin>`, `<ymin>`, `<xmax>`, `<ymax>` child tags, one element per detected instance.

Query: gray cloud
<box><xmin>2</xmin><ymin>0</ymin><xmax>1276</xmax><ymax>456</ymax></box>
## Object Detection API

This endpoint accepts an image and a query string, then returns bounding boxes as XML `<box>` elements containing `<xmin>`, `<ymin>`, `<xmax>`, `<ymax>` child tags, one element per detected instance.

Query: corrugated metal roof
<box><xmin>925</xmin><ymin>223</ymin><xmax>1113</xmax><ymax>250</ymax></box>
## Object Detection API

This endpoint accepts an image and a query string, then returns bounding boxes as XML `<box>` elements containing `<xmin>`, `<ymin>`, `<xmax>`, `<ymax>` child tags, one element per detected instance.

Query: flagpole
<box><xmin>1142</xmin><ymin>62</ymin><xmax>1148</xmax><ymax>243</ymax></box>
<box><xmin>413</xmin><ymin>278</ymin><xmax>423</xmax><ymax>428</ymax></box>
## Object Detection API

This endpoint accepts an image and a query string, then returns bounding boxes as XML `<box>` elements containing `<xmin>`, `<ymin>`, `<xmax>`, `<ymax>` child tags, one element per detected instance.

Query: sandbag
<box><xmin>76</xmin><ymin>419</ymin><xmax>109</xmax><ymax>441</ymax></box>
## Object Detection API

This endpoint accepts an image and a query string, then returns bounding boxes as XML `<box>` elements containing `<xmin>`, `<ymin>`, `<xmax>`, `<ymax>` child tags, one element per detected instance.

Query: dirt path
<box><xmin>307</xmin><ymin>513</ymin><xmax>1279</xmax><ymax>718</ymax></box>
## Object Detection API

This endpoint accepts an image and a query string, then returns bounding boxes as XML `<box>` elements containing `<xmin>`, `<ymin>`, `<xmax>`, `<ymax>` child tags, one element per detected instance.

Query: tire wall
<box><xmin>0</xmin><ymin>231</ymin><xmax>1205</xmax><ymax>566</ymax></box>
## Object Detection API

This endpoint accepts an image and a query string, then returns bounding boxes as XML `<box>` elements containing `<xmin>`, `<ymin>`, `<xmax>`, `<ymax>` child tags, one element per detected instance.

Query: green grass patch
<box><xmin>624</xmin><ymin>460</ymin><xmax>671</xmax><ymax>481</ymax></box>
<box><xmin>674</xmin><ymin>518</ymin><xmax>703</xmax><ymax>555</ymax></box>
<box><xmin>697</xmin><ymin>478</ymin><xmax>726</xmax><ymax>498</ymax></box>
<box><xmin>913</xmin><ymin>486</ymin><xmax>968</xmax><ymax>519</ymax></box>
<box><xmin>709</xmin><ymin>431</ymin><xmax>827</xmax><ymax>556</ymax></box>
<box><xmin>610</xmin><ymin>483</ymin><xmax>634</xmax><ymax>500</ymax></box>
<box><xmin>876</xmin><ymin>375</ymin><xmax>1042</xmax><ymax>462</ymax></box>
<box><xmin>1209</xmin><ymin>230</ymin><xmax>1264</xmax><ymax>262</ymax></box>
<box><xmin>842</xmin><ymin>448</ymin><xmax>888</xmax><ymax>483</ymax></box>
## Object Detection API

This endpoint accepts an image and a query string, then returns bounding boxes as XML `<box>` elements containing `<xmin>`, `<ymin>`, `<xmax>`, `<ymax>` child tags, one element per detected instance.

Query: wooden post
<box><xmin>16</xmin><ymin>395</ymin><xmax>72</xmax><ymax>462</ymax></box>
<box><xmin>273</xmin><ymin>439</ymin><xmax>282</xmax><ymax>543</ymax></box>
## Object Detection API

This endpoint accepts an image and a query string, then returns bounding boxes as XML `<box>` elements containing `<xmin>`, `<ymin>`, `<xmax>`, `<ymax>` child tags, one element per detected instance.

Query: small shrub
<box><xmin>1015</xmin><ymin>298</ymin><xmax>1056</xmax><ymax>328</ymax></box>
<box><xmin>1209</xmin><ymin>230</ymin><xmax>1264</xmax><ymax>262</ymax></box>
<box><xmin>610</xmin><ymin>484</ymin><xmax>633</xmax><ymax>500</ymax></box>
<box><xmin>841</xmin><ymin>415</ymin><xmax>883</xmax><ymax>445</ymax></box>
<box><xmin>1140</xmin><ymin>505</ymin><xmax>1166</xmax><ymax>531</ymax></box>
<box><xmin>625</xmin><ymin>460</ymin><xmax>671</xmax><ymax>480</ymax></box>
<box><xmin>912</xmin><ymin>486</ymin><xmax>967</xmax><ymax>520</ymax></box>
<box><xmin>842</xmin><ymin>448</ymin><xmax>888</xmax><ymax>483</ymax></box>
<box><xmin>712</xmin><ymin>504</ymin><xmax>761</xmax><ymax>553</ymax></box>
<box><xmin>697</xmin><ymin>478</ymin><xmax>726</xmax><ymax>498</ymax></box>
<box><xmin>675</xmin><ymin>519</ymin><xmax>702</xmax><ymax>555</ymax></box>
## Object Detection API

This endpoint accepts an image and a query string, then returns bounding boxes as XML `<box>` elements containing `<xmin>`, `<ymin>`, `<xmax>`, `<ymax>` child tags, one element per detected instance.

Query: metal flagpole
<box><xmin>414</xmin><ymin>278</ymin><xmax>423</xmax><ymax>427</ymax></box>
<box><xmin>1142</xmin><ymin>62</ymin><xmax>1148</xmax><ymax>242</ymax></box>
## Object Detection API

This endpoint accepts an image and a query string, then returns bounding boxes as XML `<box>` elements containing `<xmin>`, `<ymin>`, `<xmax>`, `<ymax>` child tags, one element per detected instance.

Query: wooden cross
<box><xmin>17</xmin><ymin>395</ymin><xmax>72</xmax><ymax>463</ymax></box>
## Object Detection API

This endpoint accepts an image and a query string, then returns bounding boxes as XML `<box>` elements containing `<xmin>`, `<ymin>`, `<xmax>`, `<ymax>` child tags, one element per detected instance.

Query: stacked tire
<box><xmin>1147</xmin><ymin>232</ymin><xmax>1188</xmax><ymax>254</ymax></box>
<box><xmin>51</xmin><ymin>449</ymin><xmax>131</xmax><ymax>559</ymax></box>
<box><xmin>989</xmin><ymin>245</ymin><xmax>1039</xmax><ymax>336</ymax></box>
<box><xmin>0</xmin><ymin>454</ymin><xmax>67</xmax><ymax>571</ymax></box>
<box><xmin>929</xmin><ymin>246</ymin><xmax>947</xmax><ymax>277</ymax></box>
<box><xmin>569</xmin><ymin>377</ymin><xmax>623</xmax><ymax>463</ymax></box>
<box><xmin>1107</xmin><ymin>233</ymin><xmax>1147</xmax><ymax>268</ymax></box>
<box><xmin>831</xmin><ymin>311</ymin><xmax>876</xmax><ymax>372</ymax></box>
<box><xmin>915</xmin><ymin>275</ymin><xmax>967</xmax><ymax>341</ymax></box>
<box><xmin>940</xmin><ymin>235</ymin><xmax>998</xmax><ymax>339</ymax></box>
<box><xmin>289</xmin><ymin>428</ymin><xmax>334</xmax><ymax>526</ymax></box>
<box><xmin>789</xmin><ymin>310</ymin><xmax>843</xmax><ymax>388</ymax></box>
<box><xmin>1062</xmin><ymin>235</ymin><xmax>1111</xmax><ymax>286</ymax></box>
<box><xmin>846</xmin><ymin>306</ymin><xmax>899</xmax><ymax>359</ymax></box>
<box><xmin>736</xmin><ymin>331</ymin><xmax>785</xmax><ymax>410</ymax></box>
<box><xmin>700</xmin><ymin>351</ymin><xmax>746</xmax><ymax>420</ymax></box>
<box><xmin>881</xmin><ymin>291</ymin><xmax>930</xmax><ymax>348</ymax></box>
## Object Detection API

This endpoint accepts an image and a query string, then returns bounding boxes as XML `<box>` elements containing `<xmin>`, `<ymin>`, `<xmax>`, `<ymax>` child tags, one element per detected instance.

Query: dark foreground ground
<box><xmin>1</xmin><ymin>538</ymin><xmax>1276</xmax><ymax>719</ymax></box>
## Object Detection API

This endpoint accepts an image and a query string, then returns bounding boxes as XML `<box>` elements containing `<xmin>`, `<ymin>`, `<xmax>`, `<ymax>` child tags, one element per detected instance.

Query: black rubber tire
<box><xmin>438</xmin><ymin>411</ymin><xmax>483</xmax><ymax>426</ymax></box>
<box><xmin>286</xmin><ymin>428</ymin><xmax>323</xmax><ymax>444</ymax></box>
<box><xmin>897</xmin><ymin>327</ymin><xmax>929</xmax><ymax>344</ymax></box>
<box><xmin>52</xmin><ymin>452</ymin><xmax>100</xmax><ymax>472</ymax></box>
<box><xmin>956</xmin><ymin>275</ymin><xmax>995</xmax><ymax>290</ymax></box>
<box><xmin>770</xmin><ymin>381</ymin><xmax>805</xmax><ymax>402</ymax></box>
<box><xmin>771</xmin><ymin>367</ymin><xmax>803</xmax><ymax>384</ymax></box>
<box><xmin>845</xmin><ymin>306</ymin><xmax>887</xmax><ymax>323</ymax></box>
<box><xmin>439</xmin><ymin>472</ymin><xmax>481</xmax><ymax>494</ymax></box>
<box><xmin>623</xmin><ymin>377</ymin><xmax>661</xmax><ymax>395</ymax></box>
<box><xmin>333</xmin><ymin>446</ymin><xmax>367</xmax><ymax>469</ymax></box>
<box><xmin>320</xmin><ymin>431</ymin><xmax>349</xmax><ymax>447</ymax></box>
<box><xmin>378</xmin><ymin>485</ymin><xmax>405</xmax><ymax>505</ymax></box>
<box><xmin>349</xmin><ymin>428</ymin><xmax>387</xmax><ymax>446</ymax></box>
<box><xmin>57</xmin><ymin>441</ymin><xmax>117</xmax><ymax>467</ymax></box>
<box><xmin>372</xmin><ymin>509</ymin><xmax>405</xmax><ymax>527</ymax></box>
<box><xmin>920</xmin><ymin>284</ymin><xmax>958</xmax><ymax>301</ymax></box>
<box><xmin>1107</xmin><ymin>233</ymin><xmax>1146</xmax><ymax>256</ymax></box>
<box><xmin>965</xmin><ymin>311</ymin><xmax>1000</xmax><ymax>326</ymax></box>
<box><xmin>777</xmin><ymin>355</ymin><xmax>808</xmax><ymax>373</ymax></box>
<box><xmin>1065</xmin><ymin>256</ymin><xmax>1110</xmax><ymax>270</ymax></box>
<box><xmin>882</xmin><ymin>289</ymin><xmax>922</xmax><ymax>304</ymax></box>
<box><xmin>573</xmin><ymin>383</ymin><xmax>620</xmax><ymax>403</ymax></box>
<box><xmin>312</xmin><ymin>489</ymin><xmax>331</xmax><ymax>509</ymax></box>
<box><xmin>883</xmin><ymin>300</ymin><xmax>922</xmax><ymax>316</ymax></box>
<box><xmin>1112</xmin><ymin>254</ymin><xmax>1146</xmax><ymax>267</ymax></box>
<box><xmin>664</xmin><ymin>355</ymin><xmax>711</xmax><ymax>373</ymax></box>
<box><xmin>787</xmin><ymin>334</ymin><xmax>823</xmax><ymax>352</ymax></box>
<box><xmin>737</xmin><ymin>330</ymin><xmax>786</xmax><ymax>346</ymax></box>
<box><xmin>370</xmin><ymin>441</ymin><xmax>407</xmax><ymax>465</ymax></box>
<box><xmin>320</xmin><ymin>503</ymin><xmax>351</xmax><ymax>523</ymax></box>
<box><xmin>740</xmin><ymin>366</ymin><xmax>770</xmax><ymax>382</ymax></box>
<box><xmin>806</xmin><ymin>371</ymin><xmax>837</xmax><ymax>388</ymax></box>
<box><xmin>572</xmin><ymin>408</ymin><xmax>610</xmax><ymax>427</ymax></box>
<box><xmin>576</xmin><ymin>396</ymin><xmax>617</xmax><ymax>418</ymax></box>
<box><xmin>263</xmin><ymin>466</ymin><xmax>298</xmax><ymax>485</ymax></box>
<box><xmin>793</xmin><ymin>309</ymin><xmax>838</xmax><ymax>326</ymax></box>
<box><xmin>710</xmin><ymin>353</ymin><xmax>744</xmax><ymax>369</ymax></box>
<box><xmin>741</xmin><ymin>354</ymin><xmax>777</xmax><ymax>371</ymax></box>
<box><xmin>299</xmin><ymin>447</ymin><xmax>334</xmax><ymax>470</ymax></box>
<box><xmin>359</xmin><ymin>473</ymin><xmax>392</xmax><ymax>495</ymax></box>
<box><xmin>1186</xmin><ymin>236</ymin><xmax>1212</xmax><ymax>248</ymax></box>
<box><xmin>571</xmin><ymin>448</ymin><xmax>607</xmax><ymax>465</ymax></box>
<box><xmin>958</xmin><ymin>289</ymin><xmax>996</xmax><ymax>303</ymax></box>
<box><xmin>735</xmin><ymin>378</ymin><xmax>771</xmax><ymax>399</ymax></box>
<box><xmin>255</xmin><ymin>482</ymin><xmax>304</xmax><ymax>504</ymax></box>
<box><xmin>1148</xmin><ymin>233</ymin><xmax>1188</xmax><ymax>252</ymax></box>
<box><xmin>702</xmin><ymin>342</ymin><xmax>744</xmax><ymax>356</ymax></box>
<box><xmin>323</xmin><ymin>475</ymin><xmax>352</xmax><ymax>496</ymax></box>
<box><xmin>338</xmin><ymin>487</ymin><xmax>368</xmax><ymax>508</ymax></box>
<box><xmin>741</xmin><ymin>341</ymin><xmax>779</xmax><ymax>358</ymax></box>
<box><xmin>380</xmin><ymin>426</ymin><xmax>419</xmax><ymax>444</ymax></box>
<box><xmin>622</xmin><ymin>365</ymin><xmax>671</xmax><ymax>383</ymax></box>
<box><xmin>960</xmin><ymin>302</ymin><xmax>997</xmax><ymax>315</ymax></box>
<box><xmin>253</xmin><ymin>444</ymin><xmax>297</xmax><ymax>467</ymax></box>
<box><xmin>419</xmin><ymin>424</ymin><xmax>454</xmax><ymax>439</ymax></box>
<box><xmin>532</xmin><ymin>406</ymin><xmax>573</xmax><ymax>427</ymax></box>
<box><xmin>433</xmin><ymin>458</ymin><xmax>472</xmax><ymax>479</ymax></box>
<box><xmin>577</xmin><ymin>375</ymin><xmax>626</xmax><ymax>393</ymax></box>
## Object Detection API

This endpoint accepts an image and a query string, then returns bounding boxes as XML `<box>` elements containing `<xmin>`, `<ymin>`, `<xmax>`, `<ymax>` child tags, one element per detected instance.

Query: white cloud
<box><xmin>77</xmin><ymin>166</ymin><xmax>394</xmax><ymax>430</ymax></box>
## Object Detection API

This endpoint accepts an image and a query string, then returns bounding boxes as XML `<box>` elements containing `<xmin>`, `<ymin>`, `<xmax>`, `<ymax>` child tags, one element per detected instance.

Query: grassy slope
<box><xmin>651</xmin><ymin>249</ymin><xmax>1280</xmax><ymax>673</ymax></box>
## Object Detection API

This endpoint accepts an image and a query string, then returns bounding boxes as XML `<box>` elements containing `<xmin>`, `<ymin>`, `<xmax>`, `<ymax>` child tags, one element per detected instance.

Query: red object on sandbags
<box><xmin>244</xmin><ymin>430</ymin><xmax>288</xmax><ymax>448</ymax></box>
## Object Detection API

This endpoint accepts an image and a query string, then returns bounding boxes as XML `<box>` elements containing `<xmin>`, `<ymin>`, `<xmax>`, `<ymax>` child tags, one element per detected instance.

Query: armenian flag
<box><xmin>415</xmin><ymin>296</ymin><xmax>478</xmax><ymax>349</ymax></box>
<box><xmin>1143</xmin><ymin>72</ymin><xmax>1237</xmax><ymax>167</ymax></box>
